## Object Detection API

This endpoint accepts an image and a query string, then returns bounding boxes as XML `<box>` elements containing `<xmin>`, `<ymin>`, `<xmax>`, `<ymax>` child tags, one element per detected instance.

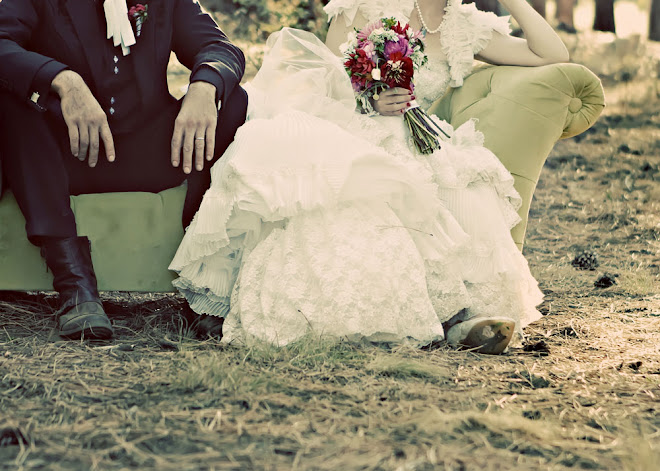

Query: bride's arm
<box><xmin>478</xmin><ymin>0</ymin><xmax>569</xmax><ymax>66</ymax></box>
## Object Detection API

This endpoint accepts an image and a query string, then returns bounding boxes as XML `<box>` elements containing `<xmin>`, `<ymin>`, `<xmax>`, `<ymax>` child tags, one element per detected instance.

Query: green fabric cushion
<box><xmin>0</xmin><ymin>185</ymin><xmax>186</xmax><ymax>292</ymax></box>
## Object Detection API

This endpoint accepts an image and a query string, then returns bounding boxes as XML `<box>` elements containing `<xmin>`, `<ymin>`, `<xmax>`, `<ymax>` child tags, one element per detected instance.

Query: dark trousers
<box><xmin>0</xmin><ymin>87</ymin><xmax>247</xmax><ymax>243</ymax></box>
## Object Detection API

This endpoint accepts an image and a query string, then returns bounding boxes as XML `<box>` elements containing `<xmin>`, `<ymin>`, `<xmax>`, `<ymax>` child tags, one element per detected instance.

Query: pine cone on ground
<box><xmin>594</xmin><ymin>272</ymin><xmax>619</xmax><ymax>288</ymax></box>
<box><xmin>571</xmin><ymin>250</ymin><xmax>599</xmax><ymax>270</ymax></box>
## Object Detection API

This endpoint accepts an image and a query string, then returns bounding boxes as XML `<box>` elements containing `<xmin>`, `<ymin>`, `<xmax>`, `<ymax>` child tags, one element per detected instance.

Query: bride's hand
<box><xmin>372</xmin><ymin>88</ymin><xmax>413</xmax><ymax>116</ymax></box>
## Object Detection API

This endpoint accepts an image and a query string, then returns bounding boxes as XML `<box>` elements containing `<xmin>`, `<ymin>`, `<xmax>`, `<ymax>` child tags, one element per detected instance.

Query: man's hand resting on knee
<box><xmin>51</xmin><ymin>70</ymin><xmax>115</xmax><ymax>167</ymax></box>
<box><xmin>171</xmin><ymin>81</ymin><xmax>218</xmax><ymax>175</ymax></box>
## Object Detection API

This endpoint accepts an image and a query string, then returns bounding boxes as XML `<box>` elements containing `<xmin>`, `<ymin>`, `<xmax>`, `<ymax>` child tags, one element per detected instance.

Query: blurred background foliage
<box><xmin>199</xmin><ymin>0</ymin><xmax>331</xmax><ymax>42</ymax></box>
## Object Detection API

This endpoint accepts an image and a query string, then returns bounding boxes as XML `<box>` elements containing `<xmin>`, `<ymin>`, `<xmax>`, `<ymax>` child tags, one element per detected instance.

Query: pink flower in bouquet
<box><xmin>357</xmin><ymin>20</ymin><xmax>384</xmax><ymax>41</ymax></box>
<box><xmin>361</xmin><ymin>40</ymin><xmax>377</xmax><ymax>61</ymax></box>
<box><xmin>409</xmin><ymin>29</ymin><xmax>424</xmax><ymax>41</ymax></box>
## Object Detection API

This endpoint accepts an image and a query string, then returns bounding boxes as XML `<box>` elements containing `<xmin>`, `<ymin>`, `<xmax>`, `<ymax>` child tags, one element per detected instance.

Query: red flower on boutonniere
<box><xmin>128</xmin><ymin>4</ymin><xmax>148</xmax><ymax>37</ymax></box>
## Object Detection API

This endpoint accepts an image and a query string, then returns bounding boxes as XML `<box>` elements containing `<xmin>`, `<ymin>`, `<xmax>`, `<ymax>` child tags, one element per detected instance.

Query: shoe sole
<box><xmin>458</xmin><ymin>319</ymin><xmax>515</xmax><ymax>355</ymax></box>
<box><xmin>59</xmin><ymin>318</ymin><xmax>114</xmax><ymax>340</ymax></box>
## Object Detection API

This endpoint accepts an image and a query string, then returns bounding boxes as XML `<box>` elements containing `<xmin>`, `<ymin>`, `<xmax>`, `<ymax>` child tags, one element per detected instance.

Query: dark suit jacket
<box><xmin>0</xmin><ymin>0</ymin><xmax>245</xmax><ymax>116</ymax></box>
<box><xmin>0</xmin><ymin>0</ymin><xmax>245</xmax><ymax>195</ymax></box>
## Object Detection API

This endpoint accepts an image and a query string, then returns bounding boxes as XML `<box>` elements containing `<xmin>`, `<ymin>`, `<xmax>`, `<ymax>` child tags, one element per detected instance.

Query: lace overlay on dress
<box><xmin>223</xmin><ymin>203</ymin><xmax>447</xmax><ymax>346</ymax></box>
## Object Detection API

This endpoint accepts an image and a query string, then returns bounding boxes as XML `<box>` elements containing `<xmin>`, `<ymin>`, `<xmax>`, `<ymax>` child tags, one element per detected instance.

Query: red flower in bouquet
<box><xmin>345</xmin><ymin>49</ymin><xmax>377</xmax><ymax>89</ymax></box>
<box><xmin>391</xmin><ymin>21</ymin><xmax>410</xmax><ymax>37</ymax></box>
<box><xmin>345</xmin><ymin>49</ymin><xmax>375</xmax><ymax>76</ymax></box>
<box><xmin>380</xmin><ymin>52</ymin><xmax>414</xmax><ymax>90</ymax></box>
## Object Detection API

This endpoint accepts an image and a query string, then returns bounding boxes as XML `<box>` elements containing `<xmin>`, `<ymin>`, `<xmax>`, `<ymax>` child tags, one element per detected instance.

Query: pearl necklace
<box><xmin>414</xmin><ymin>0</ymin><xmax>443</xmax><ymax>35</ymax></box>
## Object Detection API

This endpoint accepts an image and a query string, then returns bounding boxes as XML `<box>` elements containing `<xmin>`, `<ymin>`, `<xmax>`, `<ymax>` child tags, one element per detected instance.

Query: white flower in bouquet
<box><xmin>340</xmin><ymin>31</ymin><xmax>358</xmax><ymax>55</ymax></box>
<box><xmin>369</xmin><ymin>29</ymin><xmax>398</xmax><ymax>45</ymax></box>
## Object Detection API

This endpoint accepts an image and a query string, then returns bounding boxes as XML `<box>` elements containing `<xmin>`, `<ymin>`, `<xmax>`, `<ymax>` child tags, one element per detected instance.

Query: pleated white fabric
<box><xmin>169</xmin><ymin>26</ymin><xmax>543</xmax><ymax>347</ymax></box>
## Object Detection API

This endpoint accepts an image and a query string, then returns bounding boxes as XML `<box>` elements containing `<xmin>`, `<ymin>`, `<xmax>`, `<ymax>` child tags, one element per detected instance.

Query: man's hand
<box><xmin>372</xmin><ymin>88</ymin><xmax>413</xmax><ymax>117</ymax></box>
<box><xmin>51</xmin><ymin>70</ymin><xmax>115</xmax><ymax>167</ymax></box>
<box><xmin>171</xmin><ymin>81</ymin><xmax>218</xmax><ymax>174</ymax></box>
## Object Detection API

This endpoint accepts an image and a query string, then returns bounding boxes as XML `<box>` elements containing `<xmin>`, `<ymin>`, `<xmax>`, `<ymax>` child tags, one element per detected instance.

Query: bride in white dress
<box><xmin>170</xmin><ymin>0</ymin><xmax>569</xmax><ymax>353</ymax></box>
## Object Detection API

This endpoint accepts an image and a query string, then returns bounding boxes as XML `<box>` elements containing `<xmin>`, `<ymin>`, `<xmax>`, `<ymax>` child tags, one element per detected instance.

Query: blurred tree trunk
<box><xmin>651</xmin><ymin>0</ymin><xmax>660</xmax><ymax>41</ymax></box>
<box><xmin>464</xmin><ymin>0</ymin><xmax>500</xmax><ymax>14</ymax></box>
<box><xmin>593</xmin><ymin>0</ymin><xmax>616</xmax><ymax>33</ymax></box>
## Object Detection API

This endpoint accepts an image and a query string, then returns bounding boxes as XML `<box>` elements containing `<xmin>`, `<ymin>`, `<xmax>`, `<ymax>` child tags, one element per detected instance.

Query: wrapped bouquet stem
<box><xmin>404</xmin><ymin>100</ymin><xmax>451</xmax><ymax>154</ymax></box>
<box><xmin>342</xmin><ymin>17</ymin><xmax>450</xmax><ymax>154</ymax></box>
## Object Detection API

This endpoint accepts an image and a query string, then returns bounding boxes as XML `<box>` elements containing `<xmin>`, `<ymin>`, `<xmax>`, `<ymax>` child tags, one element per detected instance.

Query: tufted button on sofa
<box><xmin>0</xmin><ymin>62</ymin><xmax>605</xmax><ymax>292</ymax></box>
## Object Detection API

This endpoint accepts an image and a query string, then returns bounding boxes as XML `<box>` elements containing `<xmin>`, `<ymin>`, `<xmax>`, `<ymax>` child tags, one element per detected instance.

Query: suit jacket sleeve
<box><xmin>172</xmin><ymin>0</ymin><xmax>245</xmax><ymax>105</ymax></box>
<box><xmin>0</xmin><ymin>0</ymin><xmax>69</xmax><ymax>111</ymax></box>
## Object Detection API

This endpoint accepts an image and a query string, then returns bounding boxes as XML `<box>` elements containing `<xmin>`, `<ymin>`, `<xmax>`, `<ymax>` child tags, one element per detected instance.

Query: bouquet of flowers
<box><xmin>341</xmin><ymin>18</ymin><xmax>450</xmax><ymax>154</ymax></box>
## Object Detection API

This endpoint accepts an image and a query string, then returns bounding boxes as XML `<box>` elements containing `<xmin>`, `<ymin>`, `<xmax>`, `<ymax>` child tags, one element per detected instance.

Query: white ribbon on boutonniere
<box><xmin>103</xmin><ymin>0</ymin><xmax>136</xmax><ymax>56</ymax></box>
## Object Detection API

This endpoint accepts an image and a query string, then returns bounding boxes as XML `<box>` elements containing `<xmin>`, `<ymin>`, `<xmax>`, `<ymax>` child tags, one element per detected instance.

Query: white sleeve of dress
<box><xmin>324</xmin><ymin>0</ymin><xmax>414</xmax><ymax>26</ymax></box>
<box><xmin>441</xmin><ymin>2</ymin><xmax>512</xmax><ymax>87</ymax></box>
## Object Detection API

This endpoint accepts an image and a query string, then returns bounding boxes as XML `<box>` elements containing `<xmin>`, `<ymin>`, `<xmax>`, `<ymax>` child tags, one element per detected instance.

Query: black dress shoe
<box><xmin>180</xmin><ymin>304</ymin><xmax>224</xmax><ymax>340</ymax></box>
<box><xmin>39</xmin><ymin>236</ymin><xmax>114</xmax><ymax>340</ymax></box>
<box><xmin>194</xmin><ymin>314</ymin><xmax>224</xmax><ymax>340</ymax></box>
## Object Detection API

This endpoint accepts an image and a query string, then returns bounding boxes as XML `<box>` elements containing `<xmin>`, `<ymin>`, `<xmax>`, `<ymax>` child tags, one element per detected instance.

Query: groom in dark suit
<box><xmin>0</xmin><ymin>0</ymin><xmax>247</xmax><ymax>340</ymax></box>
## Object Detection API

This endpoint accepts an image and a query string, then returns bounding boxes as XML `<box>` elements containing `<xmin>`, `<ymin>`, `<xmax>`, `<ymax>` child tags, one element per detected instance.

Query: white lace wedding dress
<box><xmin>169</xmin><ymin>0</ymin><xmax>544</xmax><ymax>346</ymax></box>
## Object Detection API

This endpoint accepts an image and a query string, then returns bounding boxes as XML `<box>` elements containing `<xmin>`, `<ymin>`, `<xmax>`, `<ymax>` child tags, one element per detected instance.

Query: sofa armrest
<box><xmin>428</xmin><ymin>63</ymin><xmax>605</xmax><ymax>181</ymax></box>
<box><xmin>427</xmin><ymin>63</ymin><xmax>605</xmax><ymax>248</ymax></box>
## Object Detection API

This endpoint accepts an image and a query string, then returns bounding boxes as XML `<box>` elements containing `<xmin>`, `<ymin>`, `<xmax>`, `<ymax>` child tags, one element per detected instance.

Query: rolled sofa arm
<box><xmin>427</xmin><ymin>63</ymin><xmax>605</xmax><ymax>249</ymax></box>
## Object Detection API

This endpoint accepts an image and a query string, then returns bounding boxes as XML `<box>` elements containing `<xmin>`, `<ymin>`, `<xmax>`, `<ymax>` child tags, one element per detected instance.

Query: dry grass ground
<box><xmin>1</xmin><ymin>33</ymin><xmax>659</xmax><ymax>470</ymax></box>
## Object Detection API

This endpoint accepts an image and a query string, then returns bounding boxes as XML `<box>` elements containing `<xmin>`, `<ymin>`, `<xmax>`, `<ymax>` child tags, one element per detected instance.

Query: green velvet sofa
<box><xmin>0</xmin><ymin>62</ymin><xmax>605</xmax><ymax>292</ymax></box>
